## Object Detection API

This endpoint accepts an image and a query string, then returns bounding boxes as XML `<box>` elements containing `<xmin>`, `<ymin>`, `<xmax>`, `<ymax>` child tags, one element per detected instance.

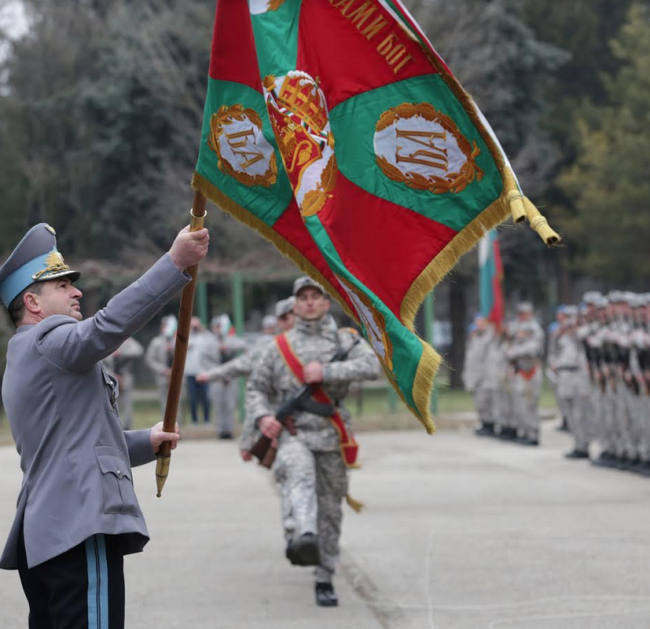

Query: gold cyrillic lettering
<box><xmin>396</xmin><ymin>129</ymin><xmax>447</xmax><ymax>150</ymax></box>
<box><xmin>385</xmin><ymin>44</ymin><xmax>406</xmax><ymax>64</ymax></box>
<box><xmin>332</xmin><ymin>0</ymin><xmax>355</xmax><ymax>12</ymax></box>
<box><xmin>392</xmin><ymin>54</ymin><xmax>415</xmax><ymax>74</ymax></box>
<box><xmin>377</xmin><ymin>32</ymin><xmax>398</xmax><ymax>56</ymax></box>
<box><xmin>347</xmin><ymin>1</ymin><xmax>376</xmax><ymax>28</ymax></box>
<box><xmin>361</xmin><ymin>15</ymin><xmax>387</xmax><ymax>40</ymax></box>
<box><xmin>231</xmin><ymin>149</ymin><xmax>265</xmax><ymax>170</ymax></box>
<box><xmin>225</xmin><ymin>128</ymin><xmax>256</xmax><ymax>149</ymax></box>
<box><xmin>396</xmin><ymin>147</ymin><xmax>448</xmax><ymax>171</ymax></box>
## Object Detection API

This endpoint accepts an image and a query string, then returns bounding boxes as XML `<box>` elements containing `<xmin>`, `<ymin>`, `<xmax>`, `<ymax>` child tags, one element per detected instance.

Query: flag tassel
<box><xmin>503</xmin><ymin>169</ymin><xmax>560</xmax><ymax>245</ymax></box>
<box><xmin>522</xmin><ymin>197</ymin><xmax>561</xmax><ymax>246</ymax></box>
<box><xmin>346</xmin><ymin>493</ymin><xmax>365</xmax><ymax>513</ymax></box>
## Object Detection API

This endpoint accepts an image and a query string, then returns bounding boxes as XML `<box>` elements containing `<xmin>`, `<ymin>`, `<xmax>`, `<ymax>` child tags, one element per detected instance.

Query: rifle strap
<box><xmin>275</xmin><ymin>333</ymin><xmax>360</xmax><ymax>469</ymax></box>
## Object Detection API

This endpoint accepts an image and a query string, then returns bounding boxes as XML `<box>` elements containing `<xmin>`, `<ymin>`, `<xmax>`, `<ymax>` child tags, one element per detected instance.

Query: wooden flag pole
<box><xmin>156</xmin><ymin>190</ymin><xmax>207</xmax><ymax>497</ymax></box>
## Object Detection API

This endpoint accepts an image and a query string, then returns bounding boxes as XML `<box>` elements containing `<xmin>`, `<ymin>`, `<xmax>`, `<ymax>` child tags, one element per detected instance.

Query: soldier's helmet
<box><xmin>0</xmin><ymin>223</ymin><xmax>80</xmax><ymax>308</ymax></box>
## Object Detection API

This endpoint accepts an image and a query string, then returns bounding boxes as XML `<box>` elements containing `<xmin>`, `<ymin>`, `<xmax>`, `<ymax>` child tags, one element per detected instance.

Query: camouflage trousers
<box><xmin>472</xmin><ymin>384</ymin><xmax>498</xmax><ymax>427</ymax></box>
<box><xmin>273</xmin><ymin>437</ymin><xmax>348</xmax><ymax>584</ymax></box>
<box><xmin>512</xmin><ymin>369</ymin><xmax>542</xmax><ymax>440</ymax></box>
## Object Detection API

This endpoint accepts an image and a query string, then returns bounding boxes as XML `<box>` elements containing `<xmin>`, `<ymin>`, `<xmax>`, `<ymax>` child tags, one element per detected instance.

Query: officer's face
<box><xmin>33</xmin><ymin>278</ymin><xmax>83</xmax><ymax>321</ymax></box>
<box><xmin>294</xmin><ymin>287</ymin><xmax>329</xmax><ymax>321</ymax></box>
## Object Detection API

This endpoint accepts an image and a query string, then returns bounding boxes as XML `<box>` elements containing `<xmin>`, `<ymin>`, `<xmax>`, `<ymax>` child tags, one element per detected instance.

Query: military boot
<box><xmin>315</xmin><ymin>582</ymin><xmax>338</xmax><ymax>607</ymax></box>
<box><xmin>564</xmin><ymin>450</ymin><xmax>589</xmax><ymax>460</ymax></box>
<box><xmin>286</xmin><ymin>533</ymin><xmax>320</xmax><ymax>566</ymax></box>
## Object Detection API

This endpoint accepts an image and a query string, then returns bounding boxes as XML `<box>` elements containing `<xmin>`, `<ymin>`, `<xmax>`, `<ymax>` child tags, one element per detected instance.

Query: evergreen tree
<box><xmin>561</xmin><ymin>4</ymin><xmax>650</xmax><ymax>286</ymax></box>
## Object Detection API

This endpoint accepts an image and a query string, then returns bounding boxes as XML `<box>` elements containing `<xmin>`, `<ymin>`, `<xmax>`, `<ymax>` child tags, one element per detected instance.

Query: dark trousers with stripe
<box><xmin>18</xmin><ymin>530</ymin><xmax>125</xmax><ymax>629</ymax></box>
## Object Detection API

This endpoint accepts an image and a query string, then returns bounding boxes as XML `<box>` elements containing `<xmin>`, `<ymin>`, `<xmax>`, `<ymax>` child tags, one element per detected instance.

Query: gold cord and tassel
<box><xmin>346</xmin><ymin>493</ymin><xmax>365</xmax><ymax>513</ymax></box>
<box><xmin>503</xmin><ymin>169</ymin><xmax>560</xmax><ymax>246</ymax></box>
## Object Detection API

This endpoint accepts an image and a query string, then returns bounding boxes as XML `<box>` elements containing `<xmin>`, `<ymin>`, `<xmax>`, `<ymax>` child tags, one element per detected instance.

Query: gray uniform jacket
<box><xmin>0</xmin><ymin>254</ymin><xmax>190</xmax><ymax>570</ymax></box>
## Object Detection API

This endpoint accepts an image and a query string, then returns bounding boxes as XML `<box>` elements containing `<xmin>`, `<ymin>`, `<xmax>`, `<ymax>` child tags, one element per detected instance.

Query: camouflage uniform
<box><xmin>506</xmin><ymin>320</ymin><xmax>544</xmax><ymax>443</ymax></box>
<box><xmin>548</xmin><ymin>311</ymin><xmax>588</xmax><ymax>454</ymax></box>
<box><xmin>204</xmin><ymin>332</ymin><xmax>275</xmax><ymax>450</ymax></box>
<box><xmin>246</xmin><ymin>315</ymin><xmax>379</xmax><ymax>584</ymax></box>
<box><xmin>462</xmin><ymin>324</ymin><xmax>496</xmax><ymax>432</ymax></box>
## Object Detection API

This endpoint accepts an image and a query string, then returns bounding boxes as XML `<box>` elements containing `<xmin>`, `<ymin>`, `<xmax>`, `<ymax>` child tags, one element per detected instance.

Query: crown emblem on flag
<box><xmin>264</xmin><ymin>72</ymin><xmax>338</xmax><ymax>217</ymax></box>
<box><xmin>277</xmin><ymin>73</ymin><xmax>328</xmax><ymax>135</ymax></box>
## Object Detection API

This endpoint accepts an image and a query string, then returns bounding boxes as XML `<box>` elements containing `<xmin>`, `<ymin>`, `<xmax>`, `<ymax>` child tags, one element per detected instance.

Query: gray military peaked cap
<box><xmin>293</xmin><ymin>276</ymin><xmax>325</xmax><ymax>297</ymax></box>
<box><xmin>275</xmin><ymin>297</ymin><xmax>295</xmax><ymax>318</ymax></box>
<box><xmin>0</xmin><ymin>223</ymin><xmax>80</xmax><ymax>307</ymax></box>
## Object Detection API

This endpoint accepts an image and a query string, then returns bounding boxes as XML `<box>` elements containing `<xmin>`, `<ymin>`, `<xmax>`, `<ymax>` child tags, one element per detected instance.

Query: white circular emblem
<box><xmin>374</xmin><ymin>103</ymin><xmax>483</xmax><ymax>195</ymax></box>
<box><xmin>249</xmin><ymin>0</ymin><xmax>287</xmax><ymax>14</ymax></box>
<box><xmin>207</xmin><ymin>105</ymin><xmax>278</xmax><ymax>188</ymax></box>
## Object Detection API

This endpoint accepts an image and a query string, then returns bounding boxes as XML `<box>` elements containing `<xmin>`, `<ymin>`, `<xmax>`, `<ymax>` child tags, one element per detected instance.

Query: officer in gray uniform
<box><xmin>0</xmin><ymin>222</ymin><xmax>209</xmax><ymax>628</ymax></box>
<box><xmin>246</xmin><ymin>277</ymin><xmax>379</xmax><ymax>607</ymax></box>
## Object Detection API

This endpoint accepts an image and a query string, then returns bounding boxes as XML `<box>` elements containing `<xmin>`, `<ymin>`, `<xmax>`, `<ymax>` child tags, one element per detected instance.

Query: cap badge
<box><xmin>32</xmin><ymin>251</ymin><xmax>71</xmax><ymax>280</ymax></box>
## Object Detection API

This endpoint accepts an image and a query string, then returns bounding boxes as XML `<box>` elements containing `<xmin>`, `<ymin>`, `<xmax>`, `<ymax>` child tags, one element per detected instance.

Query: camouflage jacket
<box><xmin>245</xmin><ymin>316</ymin><xmax>379</xmax><ymax>452</ymax></box>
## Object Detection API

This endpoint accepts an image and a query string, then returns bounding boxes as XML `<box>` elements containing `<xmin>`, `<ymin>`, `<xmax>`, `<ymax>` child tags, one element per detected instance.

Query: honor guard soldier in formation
<box><xmin>245</xmin><ymin>277</ymin><xmax>379</xmax><ymax>607</ymax></box>
<box><xmin>581</xmin><ymin>291</ymin><xmax>650</xmax><ymax>475</ymax></box>
<box><xmin>0</xmin><ymin>222</ymin><xmax>209</xmax><ymax>627</ymax></box>
<box><xmin>465</xmin><ymin>302</ymin><xmax>545</xmax><ymax>445</ymax></box>
<box><xmin>467</xmin><ymin>292</ymin><xmax>650</xmax><ymax>476</ymax></box>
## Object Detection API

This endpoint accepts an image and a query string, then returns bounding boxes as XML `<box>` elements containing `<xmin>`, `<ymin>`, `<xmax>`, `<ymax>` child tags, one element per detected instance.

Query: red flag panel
<box><xmin>208</xmin><ymin>0</ymin><xmax>262</xmax><ymax>93</ymax></box>
<box><xmin>297</xmin><ymin>1</ymin><xmax>435</xmax><ymax>110</ymax></box>
<box><xmin>318</xmin><ymin>174</ymin><xmax>457</xmax><ymax>318</ymax></box>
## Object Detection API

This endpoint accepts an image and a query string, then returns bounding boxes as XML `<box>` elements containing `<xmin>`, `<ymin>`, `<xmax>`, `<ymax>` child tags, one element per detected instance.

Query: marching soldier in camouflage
<box><xmin>246</xmin><ymin>277</ymin><xmax>379</xmax><ymax>607</ymax></box>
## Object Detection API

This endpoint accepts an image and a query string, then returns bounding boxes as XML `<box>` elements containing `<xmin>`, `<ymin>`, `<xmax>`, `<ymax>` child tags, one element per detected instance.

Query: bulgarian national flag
<box><xmin>192</xmin><ymin>0</ymin><xmax>558</xmax><ymax>432</ymax></box>
<box><xmin>479</xmin><ymin>231</ymin><xmax>504</xmax><ymax>328</ymax></box>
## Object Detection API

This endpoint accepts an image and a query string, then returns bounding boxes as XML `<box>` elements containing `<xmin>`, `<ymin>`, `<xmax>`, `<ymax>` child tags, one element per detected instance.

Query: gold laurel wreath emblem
<box><xmin>337</xmin><ymin>275</ymin><xmax>394</xmax><ymax>372</ymax></box>
<box><xmin>207</xmin><ymin>104</ymin><xmax>278</xmax><ymax>188</ymax></box>
<box><xmin>301</xmin><ymin>153</ymin><xmax>338</xmax><ymax>217</ymax></box>
<box><xmin>32</xmin><ymin>251</ymin><xmax>71</xmax><ymax>280</ymax></box>
<box><xmin>375</xmin><ymin>103</ymin><xmax>483</xmax><ymax>195</ymax></box>
<box><xmin>266</xmin><ymin>0</ymin><xmax>287</xmax><ymax>10</ymax></box>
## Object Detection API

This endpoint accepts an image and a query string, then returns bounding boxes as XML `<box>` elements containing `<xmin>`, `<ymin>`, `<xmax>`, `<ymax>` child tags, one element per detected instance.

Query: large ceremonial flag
<box><xmin>192</xmin><ymin>0</ymin><xmax>558</xmax><ymax>433</ymax></box>
<box><xmin>479</xmin><ymin>231</ymin><xmax>504</xmax><ymax>328</ymax></box>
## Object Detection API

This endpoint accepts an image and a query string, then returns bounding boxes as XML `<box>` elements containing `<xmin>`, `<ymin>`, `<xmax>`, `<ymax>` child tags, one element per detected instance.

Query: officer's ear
<box><xmin>323</xmin><ymin>297</ymin><xmax>331</xmax><ymax>313</ymax></box>
<box><xmin>24</xmin><ymin>291</ymin><xmax>42</xmax><ymax>315</ymax></box>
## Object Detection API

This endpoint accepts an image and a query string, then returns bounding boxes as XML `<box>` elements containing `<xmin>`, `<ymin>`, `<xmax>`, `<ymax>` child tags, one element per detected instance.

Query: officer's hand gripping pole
<box><xmin>155</xmin><ymin>191</ymin><xmax>206</xmax><ymax>497</ymax></box>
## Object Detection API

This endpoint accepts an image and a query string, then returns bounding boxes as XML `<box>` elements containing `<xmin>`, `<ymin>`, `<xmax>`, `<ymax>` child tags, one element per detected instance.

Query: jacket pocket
<box><xmin>95</xmin><ymin>446</ymin><xmax>138</xmax><ymax>516</ymax></box>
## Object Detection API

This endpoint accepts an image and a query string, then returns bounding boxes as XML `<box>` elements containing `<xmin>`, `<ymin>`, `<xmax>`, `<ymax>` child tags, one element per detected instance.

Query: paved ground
<box><xmin>2</xmin><ymin>423</ymin><xmax>650</xmax><ymax>628</ymax></box>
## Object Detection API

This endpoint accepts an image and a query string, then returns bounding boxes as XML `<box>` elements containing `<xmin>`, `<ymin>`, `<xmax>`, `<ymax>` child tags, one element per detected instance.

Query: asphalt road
<box><xmin>1</xmin><ymin>423</ymin><xmax>650</xmax><ymax>628</ymax></box>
